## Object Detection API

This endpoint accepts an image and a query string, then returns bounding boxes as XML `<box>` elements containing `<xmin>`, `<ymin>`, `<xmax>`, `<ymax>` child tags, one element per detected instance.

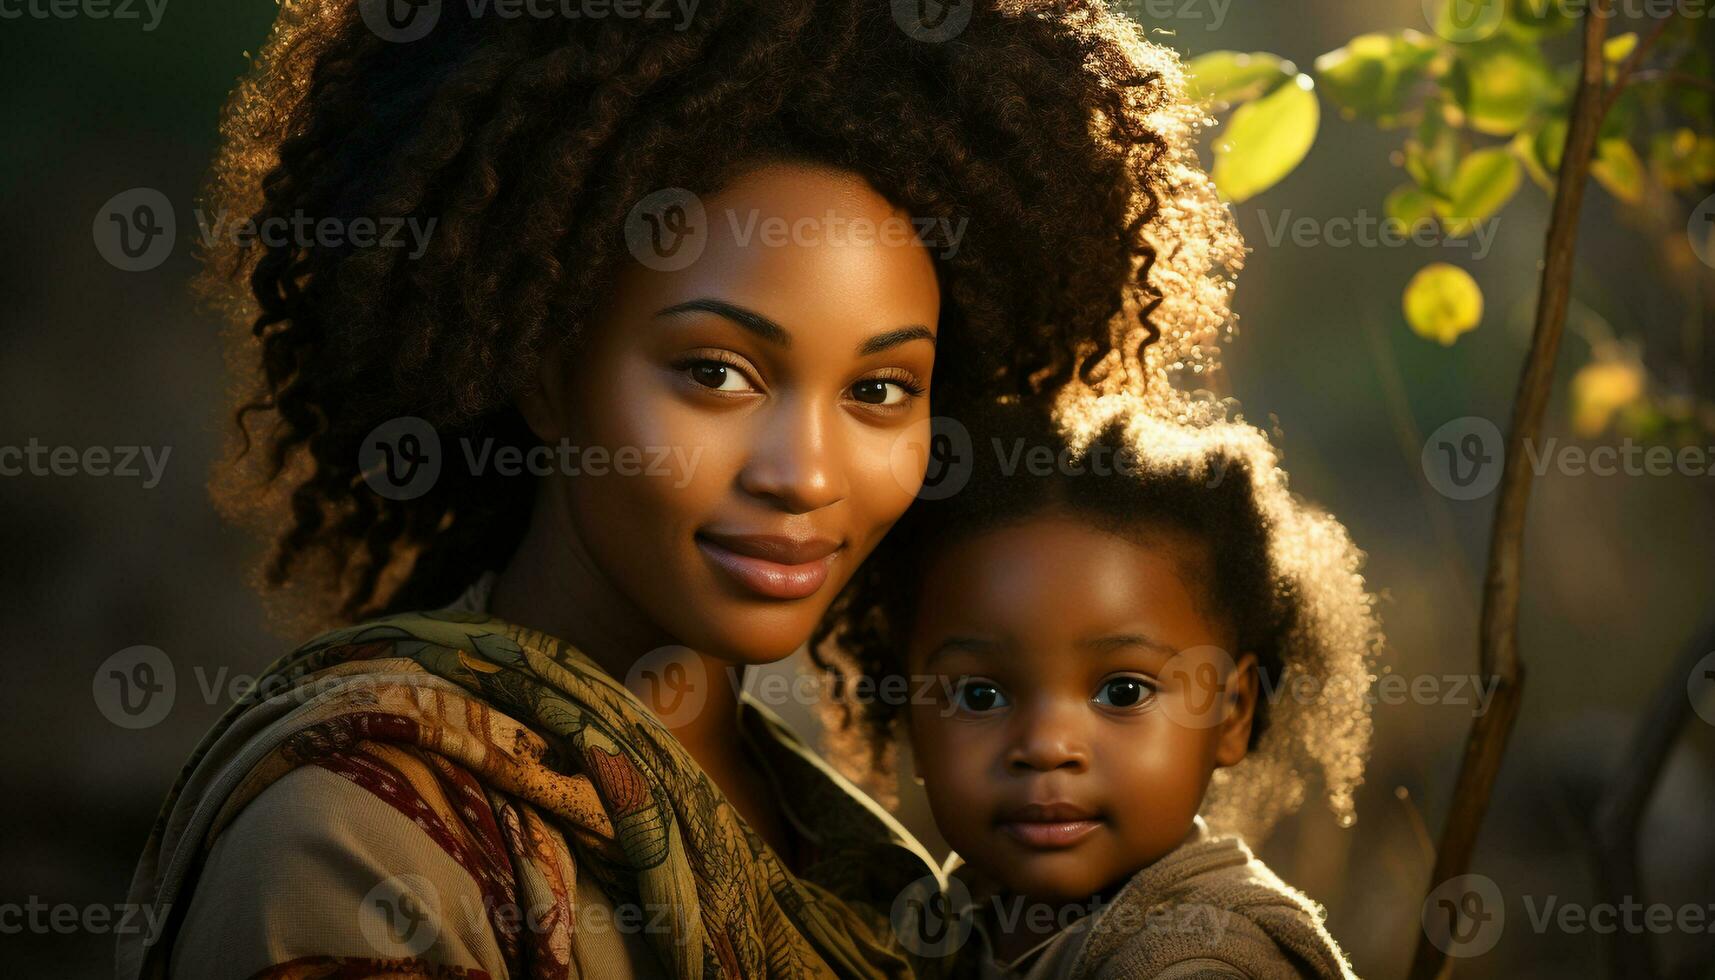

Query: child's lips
<box><xmin>995</xmin><ymin>802</ymin><xmax>1104</xmax><ymax>849</ymax></box>
<box><xmin>998</xmin><ymin>819</ymin><xmax>1103</xmax><ymax>849</ymax></box>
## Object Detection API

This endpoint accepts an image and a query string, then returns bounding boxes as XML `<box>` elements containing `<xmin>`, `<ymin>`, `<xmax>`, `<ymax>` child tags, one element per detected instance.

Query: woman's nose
<box><xmin>735</xmin><ymin>393</ymin><xmax>848</xmax><ymax>513</ymax></box>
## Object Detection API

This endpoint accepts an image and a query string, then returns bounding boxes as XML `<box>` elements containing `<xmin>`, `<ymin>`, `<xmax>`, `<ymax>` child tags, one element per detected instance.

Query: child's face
<box><xmin>906</xmin><ymin>515</ymin><xmax>1258</xmax><ymax>905</ymax></box>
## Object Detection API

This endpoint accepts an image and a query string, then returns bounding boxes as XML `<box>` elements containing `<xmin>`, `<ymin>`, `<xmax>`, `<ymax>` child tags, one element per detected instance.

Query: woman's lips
<box><xmin>998</xmin><ymin>819</ymin><xmax>1103</xmax><ymax>849</ymax></box>
<box><xmin>695</xmin><ymin>532</ymin><xmax>841</xmax><ymax>601</ymax></box>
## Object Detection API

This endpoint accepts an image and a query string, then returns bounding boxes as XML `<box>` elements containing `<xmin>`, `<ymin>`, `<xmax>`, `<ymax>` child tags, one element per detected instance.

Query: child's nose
<box><xmin>1004</xmin><ymin>704</ymin><xmax>1090</xmax><ymax>773</ymax></box>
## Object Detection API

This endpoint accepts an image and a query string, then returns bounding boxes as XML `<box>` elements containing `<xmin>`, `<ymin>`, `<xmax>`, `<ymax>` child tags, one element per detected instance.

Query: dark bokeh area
<box><xmin>2</xmin><ymin>2</ymin><xmax>1711</xmax><ymax>978</ymax></box>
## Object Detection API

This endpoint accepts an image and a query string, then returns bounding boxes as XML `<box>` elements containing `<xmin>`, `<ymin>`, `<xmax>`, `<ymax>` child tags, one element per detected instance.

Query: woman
<box><xmin>118</xmin><ymin>1</ymin><xmax>1239</xmax><ymax>977</ymax></box>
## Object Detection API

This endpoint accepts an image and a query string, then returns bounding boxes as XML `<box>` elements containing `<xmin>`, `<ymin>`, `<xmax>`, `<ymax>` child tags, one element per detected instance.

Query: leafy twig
<box><xmin>1601</xmin><ymin>15</ymin><xmax>1674</xmax><ymax>118</ymax></box>
<box><xmin>1406</xmin><ymin>2</ymin><xmax>1617</xmax><ymax>977</ymax></box>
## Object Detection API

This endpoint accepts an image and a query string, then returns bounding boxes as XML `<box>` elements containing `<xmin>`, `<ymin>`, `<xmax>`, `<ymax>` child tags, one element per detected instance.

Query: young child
<box><xmin>815</xmin><ymin>398</ymin><xmax>1381</xmax><ymax>979</ymax></box>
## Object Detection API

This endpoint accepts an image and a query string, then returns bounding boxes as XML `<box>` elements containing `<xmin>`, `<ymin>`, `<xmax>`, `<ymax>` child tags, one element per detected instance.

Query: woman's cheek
<box><xmin>850</xmin><ymin>422</ymin><xmax>927</xmax><ymax>545</ymax></box>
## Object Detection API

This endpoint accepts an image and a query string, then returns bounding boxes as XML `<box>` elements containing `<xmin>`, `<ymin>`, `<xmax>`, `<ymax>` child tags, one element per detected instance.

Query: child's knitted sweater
<box><xmin>945</xmin><ymin>819</ymin><xmax>1357</xmax><ymax>979</ymax></box>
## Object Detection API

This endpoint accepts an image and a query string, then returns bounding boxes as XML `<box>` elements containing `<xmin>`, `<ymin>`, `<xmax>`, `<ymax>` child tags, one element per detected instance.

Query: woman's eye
<box><xmin>687</xmin><ymin>360</ymin><xmax>755</xmax><ymax>393</ymax></box>
<box><xmin>1093</xmin><ymin>676</ymin><xmax>1155</xmax><ymax>709</ymax></box>
<box><xmin>954</xmin><ymin>681</ymin><xmax>1009</xmax><ymax>713</ymax></box>
<box><xmin>849</xmin><ymin>378</ymin><xmax>909</xmax><ymax>406</ymax></box>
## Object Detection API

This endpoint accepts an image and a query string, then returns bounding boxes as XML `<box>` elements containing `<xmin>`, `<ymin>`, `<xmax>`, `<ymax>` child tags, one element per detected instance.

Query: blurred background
<box><xmin>2</xmin><ymin>1</ymin><xmax>1711</xmax><ymax>977</ymax></box>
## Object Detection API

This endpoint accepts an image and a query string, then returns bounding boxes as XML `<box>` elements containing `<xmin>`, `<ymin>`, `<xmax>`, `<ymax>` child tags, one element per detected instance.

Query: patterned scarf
<box><xmin>117</xmin><ymin>611</ymin><xmax>938</xmax><ymax>979</ymax></box>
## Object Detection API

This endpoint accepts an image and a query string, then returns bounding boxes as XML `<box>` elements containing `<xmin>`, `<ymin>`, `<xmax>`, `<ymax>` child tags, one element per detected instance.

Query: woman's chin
<box><xmin>673</xmin><ymin>613</ymin><xmax>819</xmax><ymax>668</ymax></box>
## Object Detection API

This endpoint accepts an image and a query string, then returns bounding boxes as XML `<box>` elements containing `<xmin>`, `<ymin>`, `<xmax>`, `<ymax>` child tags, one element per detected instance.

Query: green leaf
<box><xmin>1436</xmin><ymin>147</ymin><xmax>1521</xmax><ymax>237</ymax></box>
<box><xmin>1404</xmin><ymin>263</ymin><xmax>1485</xmax><ymax>345</ymax></box>
<box><xmin>1186</xmin><ymin>51</ymin><xmax>1296</xmax><ymax>106</ymax></box>
<box><xmin>1433</xmin><ymin>0</ymin><xmax>1506</xmax><ymax>44</ymax></box>
<box><xmin>1313</xmin><ymin>31</ymin><xmax>1439</xmax><ymax>126</ymax></box>
<box><xmin>1601</xmin><ymin>86</ymin><xmax>1639</xmax><ymax>141</ymax></box>
<box><xmin>1447</xmin><ymin>34</ymin><xmax>1557</xmax><ymax>136</ymax></box>
<box><xmin>1590</xmin><ymin>138</ymin><xmax>1646</xmax><ymax>204</ymax></box>
<box><xmin>1534</xmin><ymin>116</ymin><xmax>1569</xmax><ymax>173</ymax></box>
<box><xmin>1212</xmin><ymin>75</ymin><xmax>1321</xmax><ymax>203</ymax></box>
<box><xmin>1510</xmin><ymin>129</ymin><xmax>1554</xmax><ymax>191</ymax></box>
<box><xmin>1385</xmin><ymin>184</ymin><xmax>1441</xmax><ymax>231</ymax></box>
<box><xmin>1405</xmin><ymin>109</ymin><xmax>1462</xmax><ymax>199</ymax></box>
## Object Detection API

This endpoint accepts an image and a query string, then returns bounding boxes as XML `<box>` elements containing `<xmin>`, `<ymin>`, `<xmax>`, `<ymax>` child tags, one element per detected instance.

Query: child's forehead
<box><xmin>922</xmin><ymin>510</ymin><xmax>1216</xmax><ymax>595</ymax></box>
<box><xmin>907</xmin><ymin>514</ymin><xmax>1229</xmax><ymax>658</ymax></box>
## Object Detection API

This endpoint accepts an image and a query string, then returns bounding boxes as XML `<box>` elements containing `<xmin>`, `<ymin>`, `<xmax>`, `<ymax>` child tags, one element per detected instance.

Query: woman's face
<box><xmin>522</xmin><ymin>162</ymin><xmax>940</xmax><ymax>664</ymax></box>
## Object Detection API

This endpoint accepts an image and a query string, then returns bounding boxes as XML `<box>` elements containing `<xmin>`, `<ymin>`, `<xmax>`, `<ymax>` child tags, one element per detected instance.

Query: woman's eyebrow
<box><xmin>857</xmin><ymin>325</ymin><xmax>936</xmax><ymax>356</ymax></box>
<box><xmin>654</xmin><ymin>298</ymin><xmax>790</xmax><ymax>347</ymax></box>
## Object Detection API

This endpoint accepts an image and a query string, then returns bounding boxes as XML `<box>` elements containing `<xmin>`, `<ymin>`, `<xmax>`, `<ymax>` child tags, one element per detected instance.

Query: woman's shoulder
<box><xmin>167</xmin><ymin>762</ymin><xmax>506</xmax><ymax>979</ymax></box>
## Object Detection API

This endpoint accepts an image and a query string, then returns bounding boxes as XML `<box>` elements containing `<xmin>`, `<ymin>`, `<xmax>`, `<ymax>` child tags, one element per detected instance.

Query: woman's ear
<box><xmin>515</xmin><ymin>338</ymin><xmax>570</xmax><ymax>445</ymax></box>
<box><xmin>1214</xmin><ymin>652</ymin><xmax>1260</xmax><ymax>768</ymax></box>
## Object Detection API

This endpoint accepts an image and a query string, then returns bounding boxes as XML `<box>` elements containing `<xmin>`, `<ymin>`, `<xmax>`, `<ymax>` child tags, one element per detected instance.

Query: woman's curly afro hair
<box><xmin>202</xmin><ymin>0</ymin><xmax>1242</xmax><ymax>628</ymax></box>
<box><xmin>812</xmin><ymin>394</ymin><xmax>1383</xmax><ymax>840</ymax></box>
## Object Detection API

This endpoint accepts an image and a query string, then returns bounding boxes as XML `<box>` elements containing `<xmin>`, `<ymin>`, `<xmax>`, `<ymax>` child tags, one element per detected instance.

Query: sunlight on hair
<box><xmin>1053</xmin><ymin>390</ymin><xmax>1384</xmax><ymax>840</ymax></box>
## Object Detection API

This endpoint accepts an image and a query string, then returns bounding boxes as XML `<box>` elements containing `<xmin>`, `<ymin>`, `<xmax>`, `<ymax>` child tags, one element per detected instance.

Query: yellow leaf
<box><xmin>1404</xmin><ymin>264</ymin><xmax>1484</xmax><ymax>345</ymax></box>
<box><xmin>1570</xmin><ymin>356</ymin><xmax>1645</xmax><ymax>437</ymax></box>
<box><xmin>1603</xmin><ymin>33</ymin><xmax>1638</xmax><ymax>65</ymax></box>
<box><xmin>1591</xmin><ymin>139</ymin><xmax>1646</xmax><ymax>205</ymax></box>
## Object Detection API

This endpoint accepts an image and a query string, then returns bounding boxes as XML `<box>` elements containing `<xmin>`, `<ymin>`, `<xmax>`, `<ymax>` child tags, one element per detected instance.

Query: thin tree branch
<box><xmin>1406</xmin><ymin>3</ymin><xmax>1616</xmax><ymax>978</ymax></box>
<box><xmin>1626</xmin><ymin>69</ymin><xmax>1715</xmax><ymax>95</ymax></box>
<box><xmin>1601</xmin><ymin>14</ymin><xmax>1675</xmax><ymax>118</ymax></box>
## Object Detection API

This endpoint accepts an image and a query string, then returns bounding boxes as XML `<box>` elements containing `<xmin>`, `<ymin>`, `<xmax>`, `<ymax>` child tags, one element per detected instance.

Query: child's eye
<box><xmin>953</xmin><ymin>680</ymin><xmax>1010</xmax><ymax>713</ymax></box>
<box><xmin>1093</xmin><ymin>675</ymin><xmax>1156</xmax><ymax>710</ymax></box>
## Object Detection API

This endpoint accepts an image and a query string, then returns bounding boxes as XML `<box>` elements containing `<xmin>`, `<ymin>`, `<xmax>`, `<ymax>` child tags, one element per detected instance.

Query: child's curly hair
<box><xmin>812</xmin><ymin>394</ymin><xmax>1382</xmax><ymax>840</ymax></box>
<box><xmin>199</xmin><ymin>0</ymin><xmax>1243</xmax><ymax>628</ymax></box>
